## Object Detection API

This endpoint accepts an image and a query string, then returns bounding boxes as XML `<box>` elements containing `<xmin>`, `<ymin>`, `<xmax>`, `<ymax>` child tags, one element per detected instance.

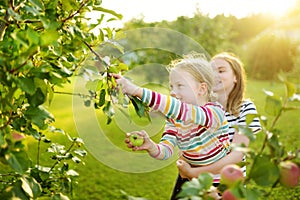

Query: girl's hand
<box><xmin>125</xmin><ymin>130</ymin><xmax>159</xmax><ymax>156</ymax></box>
<box><xmin>125</xmin><ymin>130</ymin><xmax>150</xmax><ymax>151</ymax></box>
<box><xmin>109</xmin><ymin>73</ymin><xmax>141</xmax><ymax>97</ymax></box>
<box><xmin>177</xmin><ymin>159</ymin><xmax>193</xmax><ymax>179</ymax></box>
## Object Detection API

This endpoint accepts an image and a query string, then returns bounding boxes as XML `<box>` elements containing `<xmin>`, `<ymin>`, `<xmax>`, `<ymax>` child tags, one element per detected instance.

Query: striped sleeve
<box><xmin>152</xmin><ymin>120</ymin><xmax>177</xmax><ymax>160</ymax></box>
<box><xmin>141</xmin><ymin>88</ymin><xmax>218</xmax><ymax>128</ymax></box>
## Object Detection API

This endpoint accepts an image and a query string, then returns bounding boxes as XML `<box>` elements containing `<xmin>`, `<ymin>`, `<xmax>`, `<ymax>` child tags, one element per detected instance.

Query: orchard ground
<box><xmin>12</xmin><ymin>78</ymin><xmax>300</xmax><ymax>200</ymax></box>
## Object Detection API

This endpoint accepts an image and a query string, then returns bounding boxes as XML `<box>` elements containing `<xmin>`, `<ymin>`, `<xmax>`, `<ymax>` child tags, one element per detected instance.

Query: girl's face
<box><xmin>169</xmin><ymin>68</ymin><xmax>204</xmax><ymax>105</ymax></box>
<box><xmin>212</xmin><ymin>58</ymin><xmax>237</xmax><ymax>95</ymax></box>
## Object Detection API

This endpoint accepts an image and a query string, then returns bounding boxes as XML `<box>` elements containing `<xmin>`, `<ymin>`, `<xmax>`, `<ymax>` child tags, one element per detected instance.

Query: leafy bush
<box><xmin>0</xmin><ymin>0</ymin><xmax>123</xmax><ymax>199</ymax></box>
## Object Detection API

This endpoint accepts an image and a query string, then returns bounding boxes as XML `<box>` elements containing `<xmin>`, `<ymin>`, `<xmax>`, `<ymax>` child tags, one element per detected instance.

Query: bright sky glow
<box><xmin>100</xmin><ymin>0</ymin><xmax>297</xmax><ymax>27</ymax></box>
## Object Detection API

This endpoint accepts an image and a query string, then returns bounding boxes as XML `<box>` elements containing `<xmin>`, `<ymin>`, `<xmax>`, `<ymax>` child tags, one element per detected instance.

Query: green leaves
<box><xmin>5</xmin><ymin>151</ymin><xmax>31</xmax><ymax>174</ymax></box>
<box><xmin>16</xmin><ymin>77</ymin><xmax>36</xmax><ymax>95</ymax></box>
<box><xmin>40</xmin><ymin>30</ymin><xmax>60</xmax><ymax>46</ymax></box>
<box><xmin>0</xmin><ymin>0</ymin><xmax>122</xmax><ymax>198</ymax></box>
<box><xmin>177</xmin><ymin>173</ymin><xmax>213</xmax><ymax>199</ymax></box>
<box><xmin>29</xmin><ymin>0</ymin><xmax>45</xmax><ymax>11</ymax></box>
<box><xmin>98</xmin><ymin>89</ymin><xmax>106</xmax><ymax>107</ymax></box>
<box><xmin>249</xmin><ymin>155</ymin><xmax>280</xmax><ymax>186</ymax></box>
<box><xmin>93</xmin><ymin>7</ymin><xmax>123</xmax><ymax>20</ymax></box>
<box><xmin>21</xmin><ymin>176</ymin><xmax>42</xmax><ymax>198</ymax></box>
<box><xmin>25</xmin><ymin>106</ymin><xmax>54</xmax><ymax>129</ymax></box>
<box><xmin>264</xmin><ymin>90</ymin><xmax>282</xmax><ymax>116</ymax></box>
<box><xmin>130</xmin><ymin>96</ymin><xmax>150</xmax><ymax>119</ymax></box>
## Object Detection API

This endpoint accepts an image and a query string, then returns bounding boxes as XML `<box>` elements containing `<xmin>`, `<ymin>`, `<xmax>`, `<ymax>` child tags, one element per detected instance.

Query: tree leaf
<box><xmin>40</xmin><ymin>30</ymin><xmax>59</xmax><ymax>46</ymax></box>
<box><xmin>248</xmin><ymin>154</ymin><xmax>280</xmax><ymax>186</ymax></box>
<box><xmin>84</xmin><ymin>99</ymin><xmax>91</xmax><ymax>107</ymax></box>
<box><xmin>27</xmin><ymin>88</ymin><xmax>46</xmax><ymax>107</ymax></box>
<box><xmin>66</xmin><ymin>169</ymin><xmax>79</xmax><ymax>177</ymax></box>
<box><xmin>130</xmin><ymin>96</ymin><xmax>148</xmax><ymax>118</ymax></box>
<box><xmin>29</xmin><ymin>0</ymin><xmax>44</xmax><ymax>10</ymax></box>
<box><xmin>117</xmin><ymin>63</ymin><xmax>128</xmax><ymax>71</ymax></box>
<box><xmin>25</xmin><ymin>106</ymin><xmax>54</xmax><ymax>129</ymax></box>
<box><xmin>284</xmin><ymin>81</ymin><xmax>296</xmax><ymax>98</ymax></box>
<box><xmin>5</xmin><ymin>151</ymin><xmax>31</xmax><ymax>173</ymax></box>
<box><xmin>93</xmin><ymin>7</ymin><xmax>123</xmax><ymax>20</ymax></box>
<box><xmin>74</xmin><ymin>149</ymin><xmax>87</xmax><ymax>157</ymax></box>
<box><xmin>51</xmin><ymin>193</ymin><xmax>70</xmax><ymax>200</ymax></box>
<box><xmin>0</xmin><ymin>180</ymin><xmax>29</xmax><ymax>200</ymax></box>
<box><xmin>21</xmin><ymin>176</ymin><xmax>42</xmax><ymax>198</ymax></box>
<box><xmin>267</xmin><ymin>133</ymin><xmax>284</xmax><ymax>157</ymax></box>
<box><xmin>177</xmin><ymin>178</ymin><xmax>201</xmax><ymax>198</ymax></box>
<box><xmin>265</xmin><ymin>95</ymin><xmax>282</xmax><ymax>116</ymax></box>
<box><xmin>197</xmin><ymin>173</ymin><xmax>213</xmax><ymax>190</ymax></box>
<box><xmin>98</xmin><ymin>89</ymin><xmax>106</xmax><ymax>107</ymax></box>
<box><xmin>16</xmin><ymin>77</ymin><xmax>36</xmax><ymax>95</ymax></box>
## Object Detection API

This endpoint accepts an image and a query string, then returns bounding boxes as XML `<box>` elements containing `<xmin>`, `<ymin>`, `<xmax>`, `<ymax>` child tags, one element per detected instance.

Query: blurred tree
<box><xmin>232</xmin><ymin>14</ymin><xmax>275</xmax><ymax>44</ymax></box>
<box><xmin>246</xmin><ymin>34</ymin><xmax>297</xmax><ymax>80</ymax></box>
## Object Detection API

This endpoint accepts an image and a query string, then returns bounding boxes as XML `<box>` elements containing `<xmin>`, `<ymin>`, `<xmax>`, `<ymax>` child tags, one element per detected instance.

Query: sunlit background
<box><xmin>100</xmin><ymin>0</ymin><xmax>297</xmax><ymax>27</ymax></box>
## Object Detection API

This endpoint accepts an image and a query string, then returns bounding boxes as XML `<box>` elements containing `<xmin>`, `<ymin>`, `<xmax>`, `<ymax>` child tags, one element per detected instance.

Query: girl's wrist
<box><xmin>133</xmin><ymin>87</ymin><xmax>143</xmax><ymax>98</ymax></box>
<box><xmin>147</xmin><ymin>142</ymin><xmax>159</xmax><ymax>157</ymax></box>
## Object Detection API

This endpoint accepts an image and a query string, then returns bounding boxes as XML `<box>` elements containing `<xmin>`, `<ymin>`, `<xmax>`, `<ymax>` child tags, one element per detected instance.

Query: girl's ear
<box><xmin>198</xmin><ymin>82</ymin><xmax>208</xmax><ymax>96</ymax></box>
<box><xmin>233</xmin><ymin>75</ymin><xmax>237</xmax><ymax>83</ymax></box>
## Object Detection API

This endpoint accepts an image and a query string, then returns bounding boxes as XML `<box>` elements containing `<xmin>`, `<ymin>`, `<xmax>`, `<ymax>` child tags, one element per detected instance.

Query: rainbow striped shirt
<box><xmin>141</xmin><ymin>88</ymin><xmax>231</xmax><ymax>166</ymax></box>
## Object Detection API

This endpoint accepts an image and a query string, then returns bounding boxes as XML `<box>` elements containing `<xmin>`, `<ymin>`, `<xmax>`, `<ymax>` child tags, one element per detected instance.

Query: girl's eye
<box><xmin>218</xmin><ymin>67</ymin><xmax>226</xmax><ymax>73</ymax></box>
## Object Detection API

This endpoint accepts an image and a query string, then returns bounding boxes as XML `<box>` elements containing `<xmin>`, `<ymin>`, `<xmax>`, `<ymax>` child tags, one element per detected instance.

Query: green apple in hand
<box><xmin>129</xmin><ymin>133</ymin><xmax>144</xmax><ymax>147</ymax></box>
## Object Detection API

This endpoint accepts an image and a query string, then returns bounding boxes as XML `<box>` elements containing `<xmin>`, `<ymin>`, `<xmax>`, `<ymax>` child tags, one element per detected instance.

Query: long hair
<box><xmin>212</xmin><ymin>52</ymin><xmax>246</xmax><ymax>116</ymax></box>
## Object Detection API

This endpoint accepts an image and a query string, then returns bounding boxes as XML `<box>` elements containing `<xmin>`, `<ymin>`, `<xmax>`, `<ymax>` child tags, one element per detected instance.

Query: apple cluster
<box><xmin>219</xmin><ymin>161</ymin><xmax>300</xmax><ymax>200</ymax></box>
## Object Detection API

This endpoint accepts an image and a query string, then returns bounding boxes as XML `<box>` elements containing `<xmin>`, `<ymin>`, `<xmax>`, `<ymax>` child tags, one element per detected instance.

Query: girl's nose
<box><xmin>170</xmin><ymin>89</ymin><xmax>177</xmax><ymax>98</ymax></box>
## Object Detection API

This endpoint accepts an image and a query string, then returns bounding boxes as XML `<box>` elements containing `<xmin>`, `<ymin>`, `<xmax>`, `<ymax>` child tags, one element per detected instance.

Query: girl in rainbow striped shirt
<box><xmin>111</xmin><ymin>55</ymin><xmax>231</xmax><ymax>195</ymax></box>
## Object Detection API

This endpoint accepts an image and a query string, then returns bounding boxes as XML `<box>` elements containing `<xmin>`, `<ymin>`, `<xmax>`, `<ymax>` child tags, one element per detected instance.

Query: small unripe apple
<box><xmin>220</xmin><ymin>164</ymin><xmax>244</xmax><ymax>187</ymax></box>
<box><xmin>222</xmin><ymin>189</ymin><xmax>238</xmax><ymax>200</ymax></box>
<box><xmin>279</xmin><ymin>161</ymin><xmax>300</xmax><ymax>188</ymax></box>
<box><xmin>129</xmin><ymin>133</ymin><xmax>144</xmax><ymax>147</ymax></box>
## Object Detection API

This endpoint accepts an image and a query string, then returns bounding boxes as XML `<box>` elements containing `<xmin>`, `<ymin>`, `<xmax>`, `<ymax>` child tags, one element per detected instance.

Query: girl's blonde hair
<box><xmin>168</xmin><ymin>53</ymin><xmax>216</xmax><ymax>101</ymax></box>
<box><xmin>212</xmin><ymin>52</ymin><xmax>246</xmax><ymax>116</ymax></box>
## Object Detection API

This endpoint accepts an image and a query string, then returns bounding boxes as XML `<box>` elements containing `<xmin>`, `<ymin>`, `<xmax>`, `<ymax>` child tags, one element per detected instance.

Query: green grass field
<box><xmin>24</xmin><ymin>78</ymin><xmax>300</xmax><ymax>199</ymax></box>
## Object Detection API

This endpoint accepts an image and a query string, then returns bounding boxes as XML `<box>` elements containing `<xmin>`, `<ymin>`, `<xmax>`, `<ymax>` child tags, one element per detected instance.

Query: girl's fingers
<box><xmin>109</xmin><ymin>73</ymin><xmax>121</xmax><ymax>79</ymax></box>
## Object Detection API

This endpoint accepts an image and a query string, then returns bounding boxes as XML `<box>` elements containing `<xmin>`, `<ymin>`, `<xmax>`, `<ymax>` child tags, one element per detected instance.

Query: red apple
<box><xmin>220</xmin><ymin>164</ymin><xmax>244</xmax><ymax>187</ymax></box>
<box><xmin>279</xmin><ymin>161</ymin><xmax>300</xmax><ymax>188</ymax></box>
<box><xmin>12</xmin><ymin>132</ymin><xmax>25</xmax><ymax>141</ymax></box>
<box><xmin>222</xmin><ymin>189</ymin><xmax>238</xmax><ymax>200</ymax></box>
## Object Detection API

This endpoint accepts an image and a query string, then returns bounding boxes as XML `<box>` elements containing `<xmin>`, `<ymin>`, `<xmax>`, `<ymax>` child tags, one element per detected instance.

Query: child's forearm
<box><xmin>147</xmin><ymin>142</ymin><xmax>160</xmax><ymax>158</ymax></box>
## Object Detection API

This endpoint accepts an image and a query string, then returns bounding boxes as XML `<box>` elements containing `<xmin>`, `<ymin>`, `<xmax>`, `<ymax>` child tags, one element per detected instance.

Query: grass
<box><xmin>8</xmin><ymin>78</ymin><xmax>300</xmax><ymax>199</ymax></box>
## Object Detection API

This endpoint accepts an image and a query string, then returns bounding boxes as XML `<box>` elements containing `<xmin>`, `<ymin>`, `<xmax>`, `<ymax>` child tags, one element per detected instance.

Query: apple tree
<box><xmin>0</xmin><ymin>0</ymin><xmax>128</xmax><ymax>199</ymax></box>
